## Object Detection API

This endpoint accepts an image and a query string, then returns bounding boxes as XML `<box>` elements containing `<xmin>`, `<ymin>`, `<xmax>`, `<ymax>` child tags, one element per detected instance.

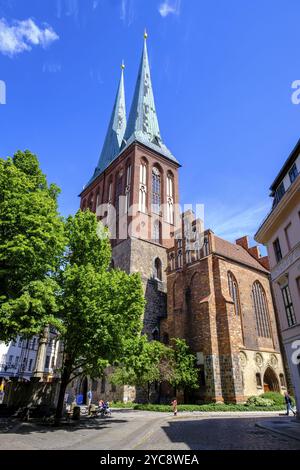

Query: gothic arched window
<box><xmin>252</xmin><ymin>281</ymin><xmax>271</xmax><ymax>338</ymax></box>
<box><xmin>154</xmin><ymin>257</ymin><xmax>162</xmax><ymax>281</ymax></box>
<box><xmin>125</xmin><ymin>164</ymin><xmax>131</xmax><ymax>214</ymax></box>
<box><xmin>88</xmin><ymin>193</ymin><xmax>94</xmax><ymax>211</ymax></box>
<box><xmin>153</xmin><ymin>219</ymin><xmax>161</xmax><ymax>243</ymax></box>
<box><xmin>228</xmin><ymin>272</ymin><xmax>241</xmax><ymax>316</ymax></box>
<box><xmin>167</xmin><ymin>172</ymin><xmax>174</xmax><ymax>224</ymax></box>
<box><xmin>139</xmin><ymin>160</ymin><xmax>147</xmax><ymax>212</ymax></box>
<box><xmin>152</xmin><ymin>167</ymin><xmax>161</xmax><ymax>214</ymax></box>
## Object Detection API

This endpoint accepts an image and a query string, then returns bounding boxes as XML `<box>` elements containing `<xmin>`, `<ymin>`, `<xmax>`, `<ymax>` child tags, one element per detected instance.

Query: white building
<box><xmin>0</xmin><ymin>329</ymin><xmax>60</xmax><ymax>398</ymax></box>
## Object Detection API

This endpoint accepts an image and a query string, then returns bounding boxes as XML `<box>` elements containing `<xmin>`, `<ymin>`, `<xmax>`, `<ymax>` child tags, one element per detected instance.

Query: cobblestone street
<box><xmin>0</xmin><ymin>410</ymin><xmax>299</xmax><ymax>450</ymax></box>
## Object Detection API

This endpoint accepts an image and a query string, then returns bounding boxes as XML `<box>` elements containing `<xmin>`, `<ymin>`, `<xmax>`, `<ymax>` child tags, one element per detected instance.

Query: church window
<box><xmin>203</xmin><ymin>237</ymin><xmax>210</xmax><ymax>257</ymax></box>
<box><xmin>167</xmin><ymin>173</ymin><xmax>174</xmax><ymax>224</ymax></box>
<box><xmin>139</xmin><ymin>161</ymin><xmax>147</xmax><ymax>212</ymax></box>
<box><xmin>169</xmin><ymin>252</ymin><xmax>175</xmax><ymax>271</ymax></box>
<box><xmin>177</xmin><ymin>249</ymin><xmax>183</xmax><ymax>268</ymax></box>
<box><xmin>107</xmin><ymin>181</ymin><xmax>113</xmax><ymax>225</ymax></box>
<box><xmin>88</xmin><ymin>193</ymin><xmax>94</xmax><ymax>211</ymax></box>
<box><xmin>252</xmin><ymin>281</ymin><xmax>271</xmax><ymax>338</ymax></box>
<box><xmin>115</xmin><ymin>172</ymin><xmax>123</xmax><ymax>238</ymax></box>
<box><xmin>154</xmin><ymin>257</ymin><xmax>162</xmax><ymax>281</ymax></box>
<box><xmin>96</xmin><ymin>192</ymin><xmax>100</xmax><ymax>207</ymax></box>
<box><xmin>125</xmin><ymin>164</ymin><xmax>131</xmax><ymax>214</ymax></box>
<box><xmin>153</xmin><ymin>219</ymin><xmax>161</xmax><ymax>243</ymax></box>
<box><xmin>256</xmin><ymin>373</ymin><xmax>262</xmax><ymax>387</ymax></box>
<box><xmin>152</xmin><ymin>167</ymin><xmax>161</xmax><ymax>214</ymax></box>
<box><xmin>228</xmin><ymin>272</ymin><xmax>241</xmax><ymax>316</ymax></box>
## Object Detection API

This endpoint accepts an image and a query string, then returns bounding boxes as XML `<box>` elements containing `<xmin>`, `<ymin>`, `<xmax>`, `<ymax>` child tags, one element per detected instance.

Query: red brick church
<box><xmin>79</xmin><ymin>34</ymin><xmax>287</xmax><ymax>403</ymax></box>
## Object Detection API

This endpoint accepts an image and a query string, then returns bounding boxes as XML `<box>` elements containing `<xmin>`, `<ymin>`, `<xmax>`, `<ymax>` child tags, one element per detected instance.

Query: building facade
<box><xmin>77</xmin><ymin>35</ymin><xmax>287</xmax><ymax>404</ymax></box>
<box><xmin>255</xmin><ymin>140</ymin><xmax>300</xmax><ymax>416</ymax></box>
<box><xmin>0</xmin><ymin>329</ymin><xmax>59</xmax><ymax>402</ymax></box>
<box><xmin>160</xmin><ymin>213</ymin><xmax>286</xmax><ymax>403</ymax></box>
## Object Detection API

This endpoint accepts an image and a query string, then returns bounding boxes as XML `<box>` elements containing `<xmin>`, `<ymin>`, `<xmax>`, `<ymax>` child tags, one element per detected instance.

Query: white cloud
<box><xmin>56</xmin><ymin>0</ymin><xmax>79</xmax><ymax>20</ymax></box>
<box><xmin>120</xmin><ymin>0</ymin><xmax>134</xmax><ymax>26</ymax></box>
<box><xmin>0</xmin><ymin>18</ymin><xmax>59</xmax><ymax>57</ymax></box>
<box><xmin>158</xmin><ymin>0</ymin><xmax>181</xmax><ymax>17</ymax></box>
<box><xmin>206</xmin><ymin>201</ymin><xmax>271</xmax><ymax>243</ymax></box>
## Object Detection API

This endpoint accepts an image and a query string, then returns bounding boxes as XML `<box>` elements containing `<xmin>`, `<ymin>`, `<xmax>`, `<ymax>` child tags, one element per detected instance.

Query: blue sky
<box><xmin>0</xmin><ymin>0</ymin><xmax>300</xmax><ymax>246</ymax></box>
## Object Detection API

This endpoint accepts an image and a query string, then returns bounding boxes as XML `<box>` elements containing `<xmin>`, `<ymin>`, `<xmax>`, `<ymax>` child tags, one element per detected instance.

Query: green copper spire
<box><xmin>90</xmin><ymin>64</ymin><xmax>126</xmax><ymax>181</ymax></box>
<box><xmin>122</xmin><ymin>32</ymin><xmax>177</xmax><ymax>163</ymax></box>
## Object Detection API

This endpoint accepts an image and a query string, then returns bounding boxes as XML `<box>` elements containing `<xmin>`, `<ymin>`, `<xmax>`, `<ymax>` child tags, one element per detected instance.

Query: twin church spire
<box><xmin>92</xmin><ymin>33</ymin><xmax>177</xmax><ymax>182</ymax></box>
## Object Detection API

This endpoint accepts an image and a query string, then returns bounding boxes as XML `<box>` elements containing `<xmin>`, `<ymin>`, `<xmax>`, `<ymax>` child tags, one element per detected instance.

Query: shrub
<box><xmin>110</xmin><ymin>401</ymin><xmax>135</xmax><ymax>409</ymax></box>
<box><xmin>246</xmin><ymin>396</ymin><xmax>274</xmax><ymax>407</ymax></box>
<box><xmin>132</xmin><ymin>402</ymin><xmax>283</xmax><ymax>412</ymax></box>
<box><xmin>261</xmin><ymin>392</ymin><xmax>290</xmax><ymax>406</ymax></box>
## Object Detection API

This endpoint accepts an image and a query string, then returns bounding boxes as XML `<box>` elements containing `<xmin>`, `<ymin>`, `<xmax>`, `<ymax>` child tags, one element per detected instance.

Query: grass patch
<box><xmin>132</xmin><ymin>403</ymin><xmax>284</xmax><ymax>412</ymax></box>
<box><xmin>110</xmin><ymin>401</ymin><xmax>135</xmax><ymax>409</ymax></box>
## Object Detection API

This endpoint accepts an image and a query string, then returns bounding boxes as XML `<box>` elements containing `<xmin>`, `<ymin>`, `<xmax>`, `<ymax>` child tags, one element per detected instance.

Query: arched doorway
<box><xmin>263</xmin><ymin>367</ymin><xmax>280</xmax><ymax>392</ymax></box>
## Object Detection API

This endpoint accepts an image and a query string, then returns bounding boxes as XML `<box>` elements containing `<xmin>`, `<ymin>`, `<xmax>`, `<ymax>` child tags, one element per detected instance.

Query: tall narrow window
<box><xmin>154</xmin><ymin>258</ymin><xmax>162</xmax><ymax>280</ymax></box>
<box><xmin>107</xmin><ymin>181</ymin><xmax>113</xmax><ymax>225</ymax></box>
<box><xmin>167</xmin><ymin>173</ymin><xmax>174</xmax><ymax>224</ymax></box>
<box><xmin>273</xmin><ymin>238</ymin><xmax>282</xmax><ymax>263</ymax></box>
<box><xmin>252</xmin><ymin>282</ymin><xmax>271</xmax><ymax>338</ymax></box>
<box><xmin>169</xmin><ymin>252</ymin><xmax>175</xmax><ymax>271</ymax></box>
<box><xmin>152</xmin><ymin>167</ymin><xmax>161</xmax><ymax>214</ymax></box>
<box><xmin>96</xmin><ymin>191</ymin><xmax>101</xmax><ymax>208</ymax></box>
<box><xmin>125</xmin><ymin>164</ymin><xmax>131</xmax><ymax>214</ymax></box>
<box><xmin>228</xmin><ymin>272</ymin><xmax>241</xmax><ymax>316</ymax></box>
<box><xmin>88</xmin><ymin>193</ymin><xmax>94</xmax><ymax>211</ymax></box>
<box><xmin>139</xmin><ymin>161</ymin><xmax>147</xmax><ymax>212</ymax></box>
<box><xmin>153</xmin><ymin>219</ymin><xmax>161</xmax><ymax>243</ymax></box>
<box><xmin>177</xmin><ymin>249</ymin><xmax>183</xmax><ymax>268</ymax></box>
<box><xmin>115</xmin><ymin>172</ymin><xmax>123</xmax><ymax>238</ymax></box>
<box><xmin>282</xmin><ymin>285</ymin><xmax>296</xmax><ymax>327</ymax></box>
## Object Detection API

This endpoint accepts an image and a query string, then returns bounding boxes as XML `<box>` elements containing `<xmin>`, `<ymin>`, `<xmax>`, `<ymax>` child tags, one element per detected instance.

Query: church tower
<box><xmin>80</xmin><ymin>34</ymin><xmax>180</xmax><ymax>337</ymax></box>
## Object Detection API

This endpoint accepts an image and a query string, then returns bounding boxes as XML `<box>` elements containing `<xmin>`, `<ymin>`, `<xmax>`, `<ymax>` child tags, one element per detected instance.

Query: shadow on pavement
<box><xmin>157</xmin><ymin>416</ymin><xmax>300</xmax><ymax>450</ymax></box>
<box><xmin>0</xmin><ymin>418</ymin><xmax>128</xmax><ymax>435</ymax></box>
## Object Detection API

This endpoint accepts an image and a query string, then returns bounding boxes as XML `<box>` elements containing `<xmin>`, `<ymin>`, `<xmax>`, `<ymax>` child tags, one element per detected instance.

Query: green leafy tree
<box><xmin>168</xmin><ymin>338</ymin><xmax>198</xmax><ymax>397</ymax></box>
<box><xmin>0</xmin><ymin>150</ymin><xmax>65</xmax><ymax>340</ymax></box>
<box><xmin>112</xmin><ymin>336</ymin><xmax>173</xmax><ymax>402</ymax></box>
<box><xmin>53</xmin><ymin>210</ymin><xmax>145</xmax><ymax>423</ymax></box>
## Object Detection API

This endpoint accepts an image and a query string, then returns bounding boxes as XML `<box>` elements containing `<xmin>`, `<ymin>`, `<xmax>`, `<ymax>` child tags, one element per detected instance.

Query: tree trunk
<box><xmin>158</xmin><ymin>382</ymin><xmax>161</xmax><ymax>404</ymax></box>
<box><xmin>147</xmin><ymin>381</ymin><xmax>150</xmax><ymax>403</ymax></box>
<box><xmin>55</xmin><ymin>363</ymin><xmax>72</xmax><ymax>425</ymax></box>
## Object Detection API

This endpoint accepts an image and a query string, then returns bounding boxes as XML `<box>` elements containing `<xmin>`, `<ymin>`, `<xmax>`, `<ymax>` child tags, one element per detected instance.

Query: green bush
<box><xmin>132</xmin><ymin>402</ymin><xmax>283</xmax><ymax>412</ymax></box>
<box><xmin>246</xmin><ymin>396</ymin><xmax>274</xmax><ymax>407</ymax></box>
<box><xmin>261</xmin><ymin>392</ymin><xmax>291</xmax><ymax>406</ymax></box>
<box><xmin>110</xmin><ymin>401</ymin><xmax>135</xmax><ymax>409</ymax></box>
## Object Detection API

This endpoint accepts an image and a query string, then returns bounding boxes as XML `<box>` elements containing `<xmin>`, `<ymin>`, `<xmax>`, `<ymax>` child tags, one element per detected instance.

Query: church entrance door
<box><xmin>263</xmin><ymin>367</ymin><xmax>280</xmax><ymax>393</ymax></box>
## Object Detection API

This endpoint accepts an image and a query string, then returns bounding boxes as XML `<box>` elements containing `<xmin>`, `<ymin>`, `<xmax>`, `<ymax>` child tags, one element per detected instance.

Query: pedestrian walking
<box><xmin>171</xmin><ymin>398</ymin><xmax>178</xmax><ymax>416</ymax></box>
<box><xmin>284</xmin><ymin>392</ymin><xmax>296</xmax><ymax>416</ymax></box>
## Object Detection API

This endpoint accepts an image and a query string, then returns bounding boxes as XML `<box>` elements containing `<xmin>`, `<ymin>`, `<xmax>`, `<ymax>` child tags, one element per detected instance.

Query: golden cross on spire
<box><xmin>144</xmin><ymin>29</ymin><xmax>148</xmax><ymax>40</ymax></box>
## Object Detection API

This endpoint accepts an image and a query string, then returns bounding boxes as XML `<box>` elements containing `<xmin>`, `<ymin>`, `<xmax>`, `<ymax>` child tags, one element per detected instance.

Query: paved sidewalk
<box><xmin>256</xmin><ymin>416</ymin><xmax>300</xmax><ymax>442</ymax></box>
<box><xmin>1</xmin><ymin>409</ymin><xmax>299</xmax><ymax>450</ymax></box>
